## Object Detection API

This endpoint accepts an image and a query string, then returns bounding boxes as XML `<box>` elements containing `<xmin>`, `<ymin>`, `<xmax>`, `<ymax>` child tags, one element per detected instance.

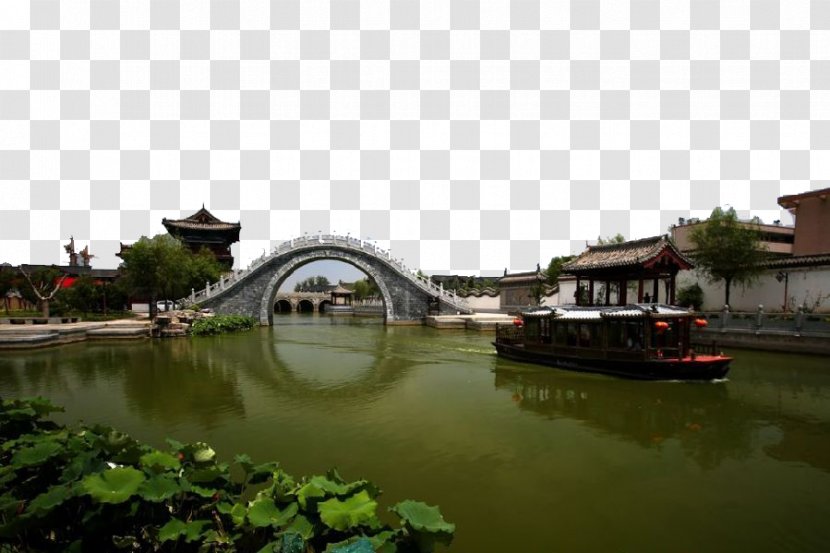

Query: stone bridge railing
<box><xmin>179</xmin><ymin>234</ymin><xmax>471</xmax><ymax>313</ymax></box>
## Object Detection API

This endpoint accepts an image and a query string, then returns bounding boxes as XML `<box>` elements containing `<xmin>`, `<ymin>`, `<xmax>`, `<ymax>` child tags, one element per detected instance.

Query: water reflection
<box><xmin>121</xmin><ymin>338</ymin><xmax>247</xmax><ymax>429</ymax></box>
<box><xmin>244</xmin><ymin>319</ymin><xmax>420</xmax><ymax>407</ymax></box>
<box><xmin>493</xmin><ymin>360</ymin><xmax>755</xmax><ymax>469</ymax></box>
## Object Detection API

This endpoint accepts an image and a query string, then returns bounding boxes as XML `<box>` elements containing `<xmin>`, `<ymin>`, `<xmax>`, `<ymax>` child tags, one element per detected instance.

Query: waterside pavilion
<box><xmin>562</xmin><ymin>235</ymin><xmax>694</xmax><ymax>306</ymax></box>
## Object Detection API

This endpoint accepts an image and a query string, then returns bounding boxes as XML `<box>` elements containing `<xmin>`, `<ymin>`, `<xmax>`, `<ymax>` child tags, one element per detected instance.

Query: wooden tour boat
<box><xmin>493</xmin><ymin>304</ymin><xmax>732</xmax><ymax>381</ymax></box>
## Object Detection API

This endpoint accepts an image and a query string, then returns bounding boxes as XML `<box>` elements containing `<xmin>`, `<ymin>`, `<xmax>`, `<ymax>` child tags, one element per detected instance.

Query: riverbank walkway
<box><xmin>0</xmin><ymin>317</ymin><xmax>151</xmax><ymax>350</ymax></box>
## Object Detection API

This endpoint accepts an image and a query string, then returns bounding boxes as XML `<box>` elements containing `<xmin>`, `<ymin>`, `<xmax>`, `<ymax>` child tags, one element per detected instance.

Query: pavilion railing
<box><xmin>179</xmin><ymin>234</ymin><xmax>472</xmax><ymax>314</ymax></box>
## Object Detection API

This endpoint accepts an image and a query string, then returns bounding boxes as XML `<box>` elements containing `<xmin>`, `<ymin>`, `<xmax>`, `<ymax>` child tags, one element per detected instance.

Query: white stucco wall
<box><xmin>676</xmin><ymin>266</ymin><xmax>830</xmax><ymax>313</ymax></box>
<box><xmin>463</xmin><ymin>294</ymin><xmax>501</xmax><ymax>312</ymax></box>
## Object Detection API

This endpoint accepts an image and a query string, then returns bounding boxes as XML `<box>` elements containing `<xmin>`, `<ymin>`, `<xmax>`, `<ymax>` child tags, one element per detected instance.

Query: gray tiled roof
<box><xmin>562</xmin><ymin>235</ymin><xmax>694</xmax><ymax>273</ymax></box>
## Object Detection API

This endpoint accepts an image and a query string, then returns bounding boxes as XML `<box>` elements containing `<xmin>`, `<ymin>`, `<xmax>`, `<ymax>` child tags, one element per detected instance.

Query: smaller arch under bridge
<box><xmin>180</xmin><ymin>235</ymin><xmax>472</xmax><ymax>325</ymax></box>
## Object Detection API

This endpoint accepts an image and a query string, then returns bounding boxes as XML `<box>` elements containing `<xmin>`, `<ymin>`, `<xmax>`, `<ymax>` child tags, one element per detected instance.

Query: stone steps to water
<box><xmin>0</xmin><ymin>321</ymin><xmax>150</xmax><ymax>349</ymax></box>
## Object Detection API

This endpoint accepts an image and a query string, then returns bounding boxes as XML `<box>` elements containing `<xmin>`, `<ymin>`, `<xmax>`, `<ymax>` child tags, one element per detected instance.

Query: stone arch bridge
<box><xmin>181</xmin><ymin>235</ymin><xmax>472</xmax><ymax>325</ymax></box>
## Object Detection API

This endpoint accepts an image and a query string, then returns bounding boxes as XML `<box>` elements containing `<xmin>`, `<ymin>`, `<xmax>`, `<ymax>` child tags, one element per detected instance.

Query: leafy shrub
<box><xmin>190</xmin><ymin>315</ymin><xmax>257</xmax><ymax>336</ymax></box>
<box><xmin>0</xmin><ymin>397</ymin><xmax>455</xmax><ymax>552</ymax></box>
<box><xmin>676</xmin><ymin>283</ymin><xmax>704</xmax><ymax>310</ymax></box>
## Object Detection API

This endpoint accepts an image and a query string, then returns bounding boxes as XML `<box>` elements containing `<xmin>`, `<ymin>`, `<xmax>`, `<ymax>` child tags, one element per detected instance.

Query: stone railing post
<box><xmin>721</xmin><ymin>305</ymin><xmax>729</xmax><ymax>329</ymax></box>
<box><xmin>795</xmin><ymin>306</ymin><xmax>805</xmax><ymax>333</ymax></box>
<box><xmin>206</xmin><ymin>281</ymin><xmax>211</xmax><ymax>298</ymax></box>
<box><xmin>191</xmin><ymin>288</ymin><xmax>195</xmax><ymax>302</ymax></box>
<box><xmin>755</xmin><ymin>304</ymin><xmax>764</xmax><ymax>330</ymax></box>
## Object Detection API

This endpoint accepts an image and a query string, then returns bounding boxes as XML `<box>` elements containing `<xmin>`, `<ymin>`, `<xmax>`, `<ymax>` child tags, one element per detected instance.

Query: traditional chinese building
<box><xmin>330</xmin><ymin>283</ymin><xmax>354</xmax><ymax>306</ymax></box>
<box><xmin>561</xmin><ymin>235</ymin><xmax>694</xmax><ymax>306</ymax></box>
<box><xmin>498</xmin><ymin>266</ymin><xmax>549</xmax><ymax>312</ymax></box>
<box><xmin>161</xmin><ymin>206</ymin><xmax>241</xmax><ymax>269</ymax></box>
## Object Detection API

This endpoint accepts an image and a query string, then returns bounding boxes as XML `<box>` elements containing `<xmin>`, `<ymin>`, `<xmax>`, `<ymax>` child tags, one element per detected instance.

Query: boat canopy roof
<box><xmin>520</xmin><ymin>304</ymin><xmax>694</xmax><ymax>321</ymax></box>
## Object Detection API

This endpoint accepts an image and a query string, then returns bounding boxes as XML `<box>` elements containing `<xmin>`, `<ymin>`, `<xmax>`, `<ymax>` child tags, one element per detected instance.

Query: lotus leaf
<box><xmin>230</xmin><ymin>502</ymin><xmax>247</xmax><ymax>526</ymax></box>
<box><xmin>190</xmin><ymin>484</ymin><xmax>219</xmax><ymax>498</ymax></box>
<box><xmin>318</xmin><ymin>490</ymin><xmax>378</xmax><ymax>531</ymax></box>
<box><xmin>158</xmin><ymin>519</ymin><xmax>187</xmax><ymax>542</ymax></box>
<box><xmin>188</xmin><ymin>467</ymin><xmax>224</xmax><ymax>483</ymax></box>
<box><xmin>27</xmin><ymin>485</ymin><xmax>72</xmax><ymax>515</ymax></box>
<box><xmin>11</xmin><ymin>441</ymin><xmax>62</xmax><ymax>467</ymax></box>
<box><xmin>158</xmin><ymin>519</ymin><xmax>210</xmax><ymax>543</ymax></box>
<box><xmin>22</xmin><ymin>396</ymin><xmax>64</xmax><ymax>416</ymax></box>
<box><xmin>296</xmin><ymin>481</ymin><xmax>326</xmax><ymax>510</ymax></box>
<box><xmin>182</xmin><ymin>520</ymin><xmax>211</xmax><ymax>542</ymax></box>
<box><xmin>248</xmin><ymin>497</ymin><xmax>298</xmax><ymax>528</ymax></box>
<box><xmin>248</xmin><ymin>461</ymin><xmax>281</xmax><ymax>484</ymax></box>
<box><xmin>3</xmin><ymin>406</ymin><xmax>37</xmax><ymax>420</ymax></box>
<box><xmin>138</xmin><ymin>475</ymin><xmax>180</xmax><ymax>502</ymax></box>
<box><xmin>82</xmin><ymin>467</ymin><xmax>145</xmax><ymax>504</ymax></box>
<box><xmin>390</xmin><ymin>500</ymin><xmax>454</xmax><ymax>549</ymax></box>
<box><xmin>285</xmin><ymin>514</ymin><xmax>314</xmax><ymax>540</ymax></box>
<box><xmin>193</xmin><ymin>443</ymin><xmax>216</xmax><ymax>464</ymax></box>
<box><xmin>255</xmin><ymin>542</ymin><xmax>278</xmax><ymax>553</ymax></box>
<box><xmin>234</xmin><ymin>453</ymin><xmax>254</xmax><ymax>474</ymax></box>
<box><xmin>139</xmin><ymin>450</ymin><xmax>181</xmax><ymax>471</ymax></box>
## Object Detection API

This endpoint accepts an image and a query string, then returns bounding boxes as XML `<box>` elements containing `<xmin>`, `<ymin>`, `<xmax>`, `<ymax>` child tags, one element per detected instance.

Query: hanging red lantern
<box><xmin>694</xmin><ymin>318</ymin><xmax>708</xmax><ymax>328</ymax></box>
<box><xmin>654</xmin><ymin>321</ymin><xmax>669</xmax><ymax>331</ymax></box>
<box><xmin>513</xmin><ymin>318</ymin><xmax>523</xmax><ymax>327</ymax></box>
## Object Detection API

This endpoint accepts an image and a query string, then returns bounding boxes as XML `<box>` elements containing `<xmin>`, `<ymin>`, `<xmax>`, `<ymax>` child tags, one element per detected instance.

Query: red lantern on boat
<box><xmin>513</xmin><ymin>318</ymin><xmax>523</xmax><ymax>327</ymax></box>
<box><xmin>654</xmin><ymin>321</ymin><xmax>669</xmax><ymax>332</ymax></box>
<box><xmin>694</xmin><ymin>318</ymin><xmax>708</xmax><ymax>328</ymax></box>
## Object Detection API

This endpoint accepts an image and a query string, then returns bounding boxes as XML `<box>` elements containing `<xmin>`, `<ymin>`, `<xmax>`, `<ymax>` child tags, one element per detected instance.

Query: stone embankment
<box><xmin>425</xmin><ymin>313</ymin><xmax>516</xmax><ymax>331</ymax></box>
<box><xmin>0</xmin><ymin>318</ymin><xmax>151</xmax><ymax>350</ymax></box>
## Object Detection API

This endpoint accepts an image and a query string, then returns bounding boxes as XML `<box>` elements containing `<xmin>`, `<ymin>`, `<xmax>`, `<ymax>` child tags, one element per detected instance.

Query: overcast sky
<box><xmin>277</xmin><ymin>260</ymin><xmax>368</xmax><ymax>292</ymax></box>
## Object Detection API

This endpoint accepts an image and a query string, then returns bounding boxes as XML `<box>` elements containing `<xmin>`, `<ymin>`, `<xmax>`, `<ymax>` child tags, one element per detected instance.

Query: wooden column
<box><xmin>637</xmin><ymin>279</ymin><xmax>643</xmax><ymax>303</ymax></box>
<box><xmin>604</xmin><ymin>280</ymin><xmax>611</xmax><ymax>305</ymax></box>
<box><xmin>588</xmin><ymin>280</ymin><xmax>595</xmax><ymax>306</ymax></box>
<box><xmin>575</xmin><ymin>278</ymin><xmax>581</xmax><ymax>305</ymax></box>
<box><xmin>669</xmin><ymin>272</ymin><xmax>677</xmax><ymax>305</ymax></box>
<box><xmin>652</xmin><ymin>278</ymin><xmax>659</xmax><ymax>304</ymax></box>
<box><xmin>620</xmin><ymin>280</ymin><xmax>627</xmax><ymax>305</ymax></box>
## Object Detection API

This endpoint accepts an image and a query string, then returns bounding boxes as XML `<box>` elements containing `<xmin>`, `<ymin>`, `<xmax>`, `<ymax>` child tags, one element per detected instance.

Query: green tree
<box><xmin>597</xmin><ymin>233</ymin><xmax>626</xmax><ymax>245</ymax></box>
<box><xmin>294</xmin><ymin>275</ymin><xmax>332</xmax><ymax>292</ymax></box>
<box><xmin>529</xmin><ymin>281</ymin><xmax>546</xmax><ymax>306</ymax></box>
<box><xmin>677</xmin><ymin>283</ymin><xmax>704</xmax><ymax>311</ymax></box>
<box><xmin>119</xmin><ymin>235</ymin><xmax>207</xmax><ymax>318</ymax></box>
<box><xmin>186</xmin><ymin>247</ymin><xmax>223</xmax><ymax>297</ymax></box>
<box><xmin>351</xmin><ymin>277</ymin><xmax>379</xmax><ymax>300</ymax></box>
<box><xmin>689</xmin><ymin>207</ymin><xmax>768</xmax><ymax>307</ymax></box>
<box><xmin>18</xmin><ymin>266</ymin><xmax>69</xmax><ymax>317</ymax></box>
<box><xmin>0</xmin><ymin>267</ymin><xmax>20</xmax><ymax>315</ymax></box>
<box><xmin>545</xmin><ymin>255</ymin><xmax>576</xmax><ymax>285</ymax></box>
<box><xmin>64</xmin><ymin>275</ymin><xmax>97</xmax><ymax>315</ymax></box>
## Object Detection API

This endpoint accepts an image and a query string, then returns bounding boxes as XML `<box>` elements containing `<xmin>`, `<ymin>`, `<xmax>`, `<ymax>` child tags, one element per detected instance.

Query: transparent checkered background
<box><xmin>1</xmin><ymin>0</ymin><xmax>828</xmax><ymax>275</ymax></box>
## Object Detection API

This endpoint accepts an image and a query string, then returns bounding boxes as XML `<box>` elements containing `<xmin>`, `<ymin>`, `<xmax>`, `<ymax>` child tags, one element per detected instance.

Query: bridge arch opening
<box><xmin>274</xmin><ymin>259</ymin><xmax>384</xmax><ymax>319</ymax></box>
<box><xmin>274</xmin><ymin>299</ymin><xmax>292</xmax><ymax>314</ymax></box>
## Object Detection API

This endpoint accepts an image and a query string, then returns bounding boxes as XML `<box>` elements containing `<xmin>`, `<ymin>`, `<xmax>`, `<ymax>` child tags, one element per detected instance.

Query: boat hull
<box><xmin>493</xmin><ymin>342</ymin><xmax>731</xmax><ymax>381</ymax></box>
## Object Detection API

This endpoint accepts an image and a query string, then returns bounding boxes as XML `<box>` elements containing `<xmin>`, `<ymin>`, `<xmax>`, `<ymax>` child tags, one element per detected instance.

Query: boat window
<box><xmin>578</xmin><ymin>324</ymin><xmax>597</xmax><ymax>348</ymax></box>
<box><xmin>524</xmin><ymin>318</ymin><xmax>540</xmax><ymax>341</ymax></box>
<box><xmin>540</xmin><ymin>317</ymin><xmax>551</xmax><ymax>344</ymax></box>
<box><xmin>566</xmin><ymin>322</ymin><xmax>578</xmax><ymax>346</ymax></box>
<box><xmin>554</xmin><ymin>321</ymin><xmax>566</xmax><ymax>345</ymax></box>
<box><xmin>651</xmin><ymin>319</ymin><xmax>678</xmax><ymax>350</ymax></box>
<box><xmin>624</xmin><ymin>321</ymin><xmax>643</xmax><ymax>351</ymax></box>
<box><xmin>607</xmin><ymin>320</ymin><xmax>625</xmax><ymax>348</ymax></box>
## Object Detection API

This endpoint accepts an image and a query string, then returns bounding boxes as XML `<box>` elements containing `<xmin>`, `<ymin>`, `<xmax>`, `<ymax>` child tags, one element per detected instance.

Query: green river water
<box><xmin>1</xmin><ymin>314</ymin><xmax>830</xmax><ymax>552</ymax></box>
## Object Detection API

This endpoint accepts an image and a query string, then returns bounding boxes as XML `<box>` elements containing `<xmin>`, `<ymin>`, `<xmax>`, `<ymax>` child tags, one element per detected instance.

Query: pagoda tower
<box><xmin>162</xmin><ymin>206</ymin><xmax>241</xmax><ymax>269</ymax></box>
